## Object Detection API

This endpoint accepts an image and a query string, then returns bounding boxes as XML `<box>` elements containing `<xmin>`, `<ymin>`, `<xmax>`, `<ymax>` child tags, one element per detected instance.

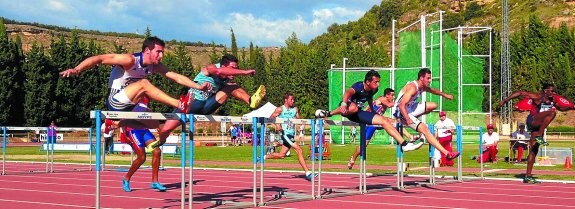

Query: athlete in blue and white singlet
<box><xmin>264</xmin><ymin>93</ymin><xmax>316</xmax><ymax>181</ymax></box>
<box><xmin>278</xmin><ymin>105</ymin><xmax>297</xmax><ymax>147</ymax></box>
<box><xmin>107</xmin><ymin>52</ymin><xmax>155</xmax><ymax>111</ymax></box>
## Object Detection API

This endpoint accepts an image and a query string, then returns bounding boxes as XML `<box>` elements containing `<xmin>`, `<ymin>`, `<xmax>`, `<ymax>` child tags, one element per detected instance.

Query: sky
<box><xmin>0</xmin><ymin>0</ymin><xmax>381</xmax><ymax>47</ymax></box>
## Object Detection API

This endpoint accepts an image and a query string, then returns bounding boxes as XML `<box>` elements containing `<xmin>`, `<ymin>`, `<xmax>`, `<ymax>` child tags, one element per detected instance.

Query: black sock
<box><xmin>401</xmin><ymin>141</ymin><xmax>408</xmax><ymax>146</ymax></box>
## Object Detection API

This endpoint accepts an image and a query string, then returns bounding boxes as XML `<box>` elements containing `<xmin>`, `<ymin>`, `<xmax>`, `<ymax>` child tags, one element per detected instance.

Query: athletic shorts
<box><xmin>345</xmin><ymin>110</ymin><xmax>377</xmax><ymax>124</ymax></box>
<box><xmin>394</xmin><ymin>102</ymin><xmax>426</xmax><ymax>130</ymax></box>
<box><xmin>280</xmin><ymin>133</ymin><xmax>296</xmax><ymax>148</ymax></box>
<box><xmin>106</xmin><ymin>88</ymin><xmax>136</xmax><ymax>111</ymax></box>
<box><xmin>126</xmin><ymin>129</ymin><xmax>155</xmax><ymax>148</ymax></box>
<box><xmin>365</xmin><ymin>126</ymin><xmax>383</xmax><ymax>141</ymax></box>
<box><xmin>173</xmin><ymin>95</ymin><xmax>222</xmax><ymax>115</ymax></box>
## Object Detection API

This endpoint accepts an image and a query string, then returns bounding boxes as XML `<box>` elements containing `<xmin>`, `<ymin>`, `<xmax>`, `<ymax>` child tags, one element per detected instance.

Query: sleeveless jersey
<box><xmin>349</xmin><ymin>82</ymin><xmax>378</xmax><ymax>108</ymax></box>
<box><xmin>108</xmin><ymin>52</ymin><xmax>155</xmax><ymax>92</ymax></box>
<box><xmin>191</xmin><ymin>63</ymin><xmax>228</xmax><ymax>101</ymax></box>
<box><xmin>278</xmin><ymin>105</ymin><xmax>297</xmax><ymax>135</ymax></box>
<box><xmin>393</xmin><ymin>81</ymin><xmax>424</xmax><ymax>117</ymax></box>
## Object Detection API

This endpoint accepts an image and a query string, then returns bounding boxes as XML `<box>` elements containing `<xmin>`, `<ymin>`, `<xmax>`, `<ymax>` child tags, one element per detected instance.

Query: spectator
<box><xmin>434</xmin><ymin>111</ymin><xmax>456</xmax><ymax>167</ymax></box>
<box><xmin>473</xmin><ymin>124</ymin><xmax>499</xmax><ymax>163</ymax></box>
<box><xmin>48</xmin><ymin>121</ymin><xmax>57</xmax><ymax>144</ymax></box>
<box><xmin>229</xmin><ymin>124</ymin><xmax>237</xmax><ymax>145</ymax></box>
<box><xmin>102</xmin><ymin>121</ymin><xmax>115</xmax><ymax>155</ymax></box>
<box><xmin>511</xmin><ymin>123</ymin><xmax>530</xmax><ymax>163</ymax></box>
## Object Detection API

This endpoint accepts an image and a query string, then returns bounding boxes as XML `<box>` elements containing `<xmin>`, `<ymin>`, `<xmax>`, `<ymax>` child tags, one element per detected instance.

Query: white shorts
<box><xmin>394</xmin><ymin>102</ymin><xmax>427</xmax><ymax>130</ymax></box>
<box><xmin>106</xmin><ymin>88</ymin><xmax>135</xmax><ymax>111</ymax></box>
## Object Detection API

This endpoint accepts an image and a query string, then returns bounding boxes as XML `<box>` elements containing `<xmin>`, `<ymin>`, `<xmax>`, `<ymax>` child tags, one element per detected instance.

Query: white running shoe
<box><xmin>314</xmin><ymin>109</ymin><xmax>330</xmax><ymax>118</ymax></box>
<box><xmin>401</xmin><ymin>141</ymin><xmax>424</xmax><ymax>152</ymax></box>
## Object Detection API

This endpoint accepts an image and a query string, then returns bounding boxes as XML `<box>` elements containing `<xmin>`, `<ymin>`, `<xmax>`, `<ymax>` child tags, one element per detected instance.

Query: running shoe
<box><xmin>305</xmin><ymin>172</ymin><xmax>318</xmax><ymax>181</ymax></box>
<box><xmin>250</xmin><ymin>85</ymin><xmax>267</xmax><ymax>109</ymax></box>
<box><xmin>122</xmin><ymin>178</ymin><xmax>131</xmax><ymax>192</ymax></box>
<box><xmin>150</xmin><ymin>182</ymin><xmax>167</xmax><ymax>192</ymax></box>
<box><xmin>145</xmin><ymin>140</ymin><xmax>160</xmax><ymax>152</ymax></box>
<box><xmin>401</xmin><ymin>141</ymin><xmax>424</xmax><ymax>152</ymax></box>
<box><xmin>534</xmin><ymin>136</ymin><xmax>549</xmax><ymax>146</ymax></box>
<box><xmin>177</xmin><ymin>91</ymin><xmax>194</xmax><ymax>113</ymax></box>
<box><xmin>314</xmin><ymin>109</ymin><xmax>331</xmax><ymax>118</ymax></box>
<box><xmin>446</xmin><ymin>151</ymin><xmax>461</xmax><ymax>160</ymax></box>
<box><xmin>347</xmin><ymin>158</ymin><xmax>355</xmax><ymax>170</ymax></box>
<box><xmin>523</xmin><ymin>176</ymin><xmax>541</xmax><ymax>184</ymax></box>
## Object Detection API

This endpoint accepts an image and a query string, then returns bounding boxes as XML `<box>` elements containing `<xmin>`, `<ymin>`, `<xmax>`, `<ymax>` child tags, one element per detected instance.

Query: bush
<box><xmin>547</xmin><ymin>126</ymin><xmax>575</xmax><ymax>132</ymax></box>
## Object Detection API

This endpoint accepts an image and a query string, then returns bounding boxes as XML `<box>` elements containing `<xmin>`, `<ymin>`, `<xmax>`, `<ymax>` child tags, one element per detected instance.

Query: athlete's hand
<box><xmin>443</xmin><ymin>93</ymin><xmax>454</xmax><ymax>100</ymax></box>
<box><xmin>405</xmin><ymin>118</ymin><xmax>414</xmax><ymax>126</ymax></box>
<box><xmin>59</xmin><ymin>68</ymin><xmax>81</xmax><ymax>78</ymax></box>
<box><xmin>244</xmin><ymin>69</ymin><xmax>256</xmax><ymax>76</ymax></box>
<box><xmin>199</xmin><ymin>82</ymin><xmax>212</xmax><ymax>91</ymax></box>
<box><xmin>498</xmin><ymin>100</ymin><xmax>505</xmax><ymax>106</ymax></box>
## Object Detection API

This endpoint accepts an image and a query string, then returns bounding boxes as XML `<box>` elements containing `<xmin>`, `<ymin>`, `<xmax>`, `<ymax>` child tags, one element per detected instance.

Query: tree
<box><xmin>144</xmin><ymin>26</ymin><xmax>152</xmax><ymax>38</ymax></box>
<box><xmin>230</xmin><ymin>28</ymin><xmax>238</xmax><ymax>57</ymax></box>
<box><xmin>0</xmin><ymin>19</ymin><xmax>25</xmax><ymax>125</ymax></box>
<box><xmin>23</xmin><ymin>43</ymin><xmax>54</xmax><ymax>126</ymax></box>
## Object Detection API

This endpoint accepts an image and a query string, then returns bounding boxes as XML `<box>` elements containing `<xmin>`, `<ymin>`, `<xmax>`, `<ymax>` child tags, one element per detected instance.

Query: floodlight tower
<box><xmin>500</xmin><ymin>0</ymin><xmax>512</xmax><ymax>124</ymax></box>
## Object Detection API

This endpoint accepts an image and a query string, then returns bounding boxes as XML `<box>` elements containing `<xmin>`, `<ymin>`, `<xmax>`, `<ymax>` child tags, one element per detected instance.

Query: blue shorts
<box><xmin>365</xmin><ymin>126</ymin><xmax>383</xmax><ymax>141</ymax></box>
<box><xmin>345</xmin><ymin>110</ymin><xmax>376</xmax><ymax>124</ymax></box>
<box><xmin>126</xmin><ymin>129</ymin><xmax>155</xmax><ymax>148</ymax></box>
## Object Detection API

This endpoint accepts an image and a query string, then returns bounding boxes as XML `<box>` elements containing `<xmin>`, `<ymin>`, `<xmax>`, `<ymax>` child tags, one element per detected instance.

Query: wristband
<box><xmin>340</xmin><ymin>101</ymin><xmax>347</xmax><ymax>107</ymax></box>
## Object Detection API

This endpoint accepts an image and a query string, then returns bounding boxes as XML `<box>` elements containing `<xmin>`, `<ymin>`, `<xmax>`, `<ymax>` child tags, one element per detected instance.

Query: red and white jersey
<box><xmin>435</xmin><ymin>118</ymin><xmax>455</xmax><ymax>138</ymax></box>
<box><xmin>482</xmin><ymin>132</ymin><xmax>499</xmax><ymax>146</ymax></box>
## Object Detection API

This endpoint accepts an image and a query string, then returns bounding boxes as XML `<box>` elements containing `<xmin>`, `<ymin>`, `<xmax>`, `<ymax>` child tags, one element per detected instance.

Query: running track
<box><xmin>0</xmin><ymin>162</ymin><xmax>574</xmax><ymax>208</ymax></box>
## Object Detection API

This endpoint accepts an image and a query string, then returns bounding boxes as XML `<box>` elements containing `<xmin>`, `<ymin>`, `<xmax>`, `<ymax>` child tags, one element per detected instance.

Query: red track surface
<box><xmin>0</xmin><ymin>161</ymin><xmax>574</xmax><ymax>208</ymax></box>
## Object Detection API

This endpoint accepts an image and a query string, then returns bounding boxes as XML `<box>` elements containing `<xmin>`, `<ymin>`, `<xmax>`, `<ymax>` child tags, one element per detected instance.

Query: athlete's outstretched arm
<box><xmin>425</xmin><ymin>87</ymin><xmax>453</xmax><ymax>100</ymax></box>
<box><xmin>499</xmin><ymin>91</ymin><xmax>539</xmax><ymax>106</ymax></box>
<box><xmin>60</xmin><ymin>54</ymin><xmax>134</xmax><ymax>77</ymax></box>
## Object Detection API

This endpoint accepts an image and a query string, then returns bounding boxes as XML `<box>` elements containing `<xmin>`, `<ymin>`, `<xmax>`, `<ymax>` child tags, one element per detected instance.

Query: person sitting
<box><xmin>511</xmin><ymin>123</ymin><xmax>530</xmax><ymax>163</ymax></box>
<box><xmin>473</xmin><ymin>124</ymin><xmax>499</xmax><ymax>163</ymax></box>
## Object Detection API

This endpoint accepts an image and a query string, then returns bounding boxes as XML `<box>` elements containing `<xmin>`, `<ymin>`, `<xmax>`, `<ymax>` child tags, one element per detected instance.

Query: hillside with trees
<box><xmin>1</xmin><ymin>0</ymin><xmax>575</xmax><ymax>128</ymax></box>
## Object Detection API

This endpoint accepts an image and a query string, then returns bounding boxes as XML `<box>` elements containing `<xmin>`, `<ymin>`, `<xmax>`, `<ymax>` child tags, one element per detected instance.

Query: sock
<box><xmin>305</xmin><ymin>171</ymin><xmax>311</xmax><ymax>176</ymax></box>
<box><xmin>401</xmin><ymin>140</ymin><xmax>408</xmax><ymax>146</ymax></box>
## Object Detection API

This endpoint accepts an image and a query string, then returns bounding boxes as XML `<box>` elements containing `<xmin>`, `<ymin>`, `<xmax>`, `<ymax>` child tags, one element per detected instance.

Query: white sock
<box><xmin>305</xmin><ymin>171</ymin><xmax>311</xmax><ymax>176</ymax></box>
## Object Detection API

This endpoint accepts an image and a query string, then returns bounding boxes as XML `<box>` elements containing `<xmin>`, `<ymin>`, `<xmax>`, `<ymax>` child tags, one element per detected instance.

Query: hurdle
<box><xmin>395</xmin><ymin>124</ymin><xmax>483</xmax><ymax>189</ymax></box>
<box><xmin>321</xmin><ymin>119</ymin><xmax>369</xmax><ymax>197</ymax></box>
<box><xmin>185</xmin><ymin>115</ymin><xmax>318</xmax><ymax>208</ymax></box>
<box><xmin>90</xmin><ymin>110</ymin><xmax>188</xmax><ymax>209</ymax></box>
<box><xmin>1</xmin><ymin>126</ymin><xmax>93</xmax><ymax>175</ymax></box>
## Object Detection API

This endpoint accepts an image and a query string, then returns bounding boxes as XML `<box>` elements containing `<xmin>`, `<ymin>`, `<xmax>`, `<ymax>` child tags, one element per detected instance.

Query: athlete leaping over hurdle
<box><xmin>315</xmin><ymin>70</ymin><xmax>424</xmax><ymax>152</ymax></box>
<box><xmin>392</xmin><ymin>67</ymin><xmax>460</xmax><ymax>161</ymax></box>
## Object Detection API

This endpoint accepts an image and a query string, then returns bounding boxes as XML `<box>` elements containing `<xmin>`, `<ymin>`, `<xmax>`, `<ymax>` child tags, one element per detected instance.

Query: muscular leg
<box><xmin>525</xmin><ymin>111</ymin><xmax>556</xmax><ymax>177</ymax></box>
<box><xmin>124</xmin><ymin>143</ymin><xmax>146</xmax><ymax>182</ymax></box>
<box><xmin>290</xmin><ymin>143</ymin><xmax>310</xmax><ymax>173</ymax></box>
<box><xmin>123</xmin><ymin>79</ymin><xmax>181</xmax><ymax>108</ymax></box>
<box><xmin>371</xmin><ymin>115</ymin><xmax>406</xmax><ymax>144</ymax></box>
<box><xmin>150</xmin><ymin>146</ymin><xmax>162</xmax><ymax>183</ymax></box>
<box><xmin>265</xmin><ymin>146</ymin><xmax>289</xmax><ymax>159</ymax></box>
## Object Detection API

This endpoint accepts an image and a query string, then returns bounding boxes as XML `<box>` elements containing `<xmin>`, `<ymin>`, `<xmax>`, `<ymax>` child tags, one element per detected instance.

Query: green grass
<box><xmin>3</xmin><ymin>141</ymin><xmax>575</xmax><ymax>181</ymax></box>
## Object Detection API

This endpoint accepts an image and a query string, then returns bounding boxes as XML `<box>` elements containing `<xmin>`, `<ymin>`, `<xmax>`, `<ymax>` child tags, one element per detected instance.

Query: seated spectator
<box><xmin>511</xmin><ymin>123</ymin><xmax>530</xmax><ymax>163</ymax></box>
<box><xmin>472</xmin><ymin>124</ymin><xmax>499</xmax><ymax>163</ymax></box>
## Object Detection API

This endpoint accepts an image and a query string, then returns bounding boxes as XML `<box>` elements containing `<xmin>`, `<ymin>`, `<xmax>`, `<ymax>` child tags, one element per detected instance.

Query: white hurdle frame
<box><xmin>1</xmin><ymin>126</ymin><xmax>92</xmax><ymax>175</ymax></box>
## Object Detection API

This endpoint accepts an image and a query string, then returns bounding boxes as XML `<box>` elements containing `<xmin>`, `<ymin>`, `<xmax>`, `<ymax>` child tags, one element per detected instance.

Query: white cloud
<box><xmin>206</xmin><ymin>6</ymin><xmax>367</xmax><ymax>46</ymax></box>
<box><xmin>47</xmin><ymin>0</ymin><xmax>69</xmax><ymax>13</ymax></box>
